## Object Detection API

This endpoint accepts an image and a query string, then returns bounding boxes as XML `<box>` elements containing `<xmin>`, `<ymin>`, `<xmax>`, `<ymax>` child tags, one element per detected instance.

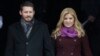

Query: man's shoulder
<box><xmin>8</xmin><ymin>22</ymin><xmax>20</xmax><ymax>29</ymax></box>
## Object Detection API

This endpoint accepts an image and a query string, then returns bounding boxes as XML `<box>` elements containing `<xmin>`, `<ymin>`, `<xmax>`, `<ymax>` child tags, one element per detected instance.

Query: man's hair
<box><xmin>20</xmin><ymin>1</ymin><xmax>34</xmax><ymax>11</ymax></box>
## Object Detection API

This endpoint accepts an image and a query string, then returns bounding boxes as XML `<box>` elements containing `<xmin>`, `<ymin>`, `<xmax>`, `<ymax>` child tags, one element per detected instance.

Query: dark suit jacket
<box><xmin>5</xmin><ymin>20</ymin><xmax>55</xmax><ymax>56</ymax></box>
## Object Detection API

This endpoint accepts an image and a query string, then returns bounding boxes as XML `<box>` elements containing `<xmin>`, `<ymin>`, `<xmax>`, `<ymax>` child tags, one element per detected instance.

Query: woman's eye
<box><xmin>69</xmin><ymin>18</ymin><xmax>72</xmax><ymax>19</ymax></box>
<box><xmin>64</xmin><ymin>18</ymin><xmax>67</xmax><ymax>19</ymax></box>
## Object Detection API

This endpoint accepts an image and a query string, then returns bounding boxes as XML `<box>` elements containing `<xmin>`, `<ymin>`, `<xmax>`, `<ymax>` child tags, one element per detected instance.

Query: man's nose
<box><xmin>27</xmin><ymin>12</ymin><xmax>30</xmax><ymax>15</ymax></box>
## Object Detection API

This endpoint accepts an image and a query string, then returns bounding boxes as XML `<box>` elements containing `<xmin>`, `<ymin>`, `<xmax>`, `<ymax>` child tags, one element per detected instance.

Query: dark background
<box><xmin>0</xmin><ymin>0</ymin><xmax>100</xmax><ymax>56</ymax></box>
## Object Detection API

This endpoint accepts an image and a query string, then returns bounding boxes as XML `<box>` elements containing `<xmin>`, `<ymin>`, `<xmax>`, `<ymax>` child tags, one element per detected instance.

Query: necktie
<box><xmin>26</xmin><ymin>24</ymin><xmax>31</xmax><ymax>33</ymax></box>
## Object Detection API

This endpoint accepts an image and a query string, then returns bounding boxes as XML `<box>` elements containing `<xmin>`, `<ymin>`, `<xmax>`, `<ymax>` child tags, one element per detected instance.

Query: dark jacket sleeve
<box><xmin>43</xmin><ymin>24</ymin><xmax>55</xmax><ymax>56</ymax></box>
<box><xmin>5</xmin><ymin>26</ymin><xmax>14</xmax><ymax>56</ymax></box>
<box><xmin>81</xmin><ymin>35</ymin><xmax>93</xmax><ymax>56</ymax></box>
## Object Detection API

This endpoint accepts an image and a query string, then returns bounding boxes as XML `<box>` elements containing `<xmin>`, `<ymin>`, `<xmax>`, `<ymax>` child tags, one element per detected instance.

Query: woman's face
<box><xmin>63</xmin><ymin>14</ymin><xmax>75</xmax><ymax>27</ymax></box>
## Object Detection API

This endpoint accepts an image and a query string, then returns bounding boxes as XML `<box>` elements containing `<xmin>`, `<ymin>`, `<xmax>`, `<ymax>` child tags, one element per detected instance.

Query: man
<box><xmin>0</xmin><ymin>16</ymin><xmax>3</xmax><ymax>29</ymax></box>
<box><xmin>5</xmin><ymin>1</ymin><xmax>54</xmax><ymax>56</ymax></box>
<box><xmin>0</xmin><ymin>15</ymin><xmax>4</xmax><ymax>56</ymax></box>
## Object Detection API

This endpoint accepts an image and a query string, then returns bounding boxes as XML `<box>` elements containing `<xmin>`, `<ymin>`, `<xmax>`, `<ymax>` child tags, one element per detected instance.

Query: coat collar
<box><xmin>17</xmin><ymin>19</ymin><xmax>40</xmax><ymax>41</ymax></box>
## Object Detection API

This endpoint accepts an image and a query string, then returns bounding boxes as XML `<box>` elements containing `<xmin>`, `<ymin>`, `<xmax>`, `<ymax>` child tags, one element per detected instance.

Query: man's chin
<box><xmin>25</xmin><ymin>20</ymin><xmax>31</xmax><ymax>22</ymax></box>
<box><xmin>25</xmin><ymin>19</ymin><xmax>33</xmax><ymax>22</ymax></box>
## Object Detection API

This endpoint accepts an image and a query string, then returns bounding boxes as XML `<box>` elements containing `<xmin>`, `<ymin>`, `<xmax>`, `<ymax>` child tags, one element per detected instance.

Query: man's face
<box><xmin>20</xmin><ymin>6</ymin><xmax>35</xmax><ymax>22</ymax></box>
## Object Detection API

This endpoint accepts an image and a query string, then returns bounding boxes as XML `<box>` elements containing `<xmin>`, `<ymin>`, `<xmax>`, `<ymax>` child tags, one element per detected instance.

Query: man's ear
<box><xmin>19</xmin><ymin>10</ymin><xmax>22</xmax><ymax>15</ymax></box>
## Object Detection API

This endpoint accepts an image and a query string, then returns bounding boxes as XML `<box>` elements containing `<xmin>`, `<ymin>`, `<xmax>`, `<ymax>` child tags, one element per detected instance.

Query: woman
<box><xmin>52</xmin><ymin>8</ymin><xmax>92</xmax><ymax>56</ymax></box>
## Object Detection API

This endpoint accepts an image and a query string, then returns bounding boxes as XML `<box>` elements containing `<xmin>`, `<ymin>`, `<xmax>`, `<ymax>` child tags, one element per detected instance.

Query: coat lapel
<box><xmin>16</xmin><ymin>20</ymin><xmax>39</xmax><ymax>41</ymax></box>
<box><xmin>27</xmin><ymin>20</ymin><xmax>40</xmax><ymax>41</ymax></box>
<box><xmin>16</xmin><ymin>22</ymin><xmax>27</xmax><ymax>41</ymax></box>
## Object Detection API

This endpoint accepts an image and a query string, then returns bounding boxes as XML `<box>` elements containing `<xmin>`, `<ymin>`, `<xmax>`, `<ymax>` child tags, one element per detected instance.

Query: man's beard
<box><xmin>25</xmin><ymin>17</ymin><xmax>34</xmax><ymax>23</ymax></box>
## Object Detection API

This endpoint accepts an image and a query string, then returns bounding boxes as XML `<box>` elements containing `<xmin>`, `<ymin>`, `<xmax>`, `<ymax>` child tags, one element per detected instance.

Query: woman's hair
<box><xmin>51</xmin><ymin>7</ymin><xmax>85</xmax><ymax>39</ymax></box>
